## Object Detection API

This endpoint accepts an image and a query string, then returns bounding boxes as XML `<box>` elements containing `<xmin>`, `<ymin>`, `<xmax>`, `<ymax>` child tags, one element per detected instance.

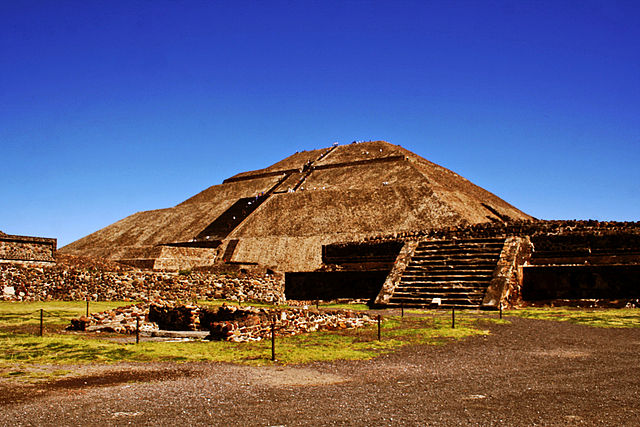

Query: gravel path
<box><xmin>2</xmin><ymin>316</ymin><xmax>639</xmax><ymax>426</ymax></box>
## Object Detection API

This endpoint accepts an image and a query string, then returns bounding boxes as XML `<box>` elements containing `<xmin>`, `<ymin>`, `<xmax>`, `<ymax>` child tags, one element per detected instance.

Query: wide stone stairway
<box><xmin>388</xmin><ymin>238</ymin><xmax>505</xmax><ymax>308</ymax></box>
<box><xmin>195</xmin><ymin>196</ymin><xmax>268</xmax><ymax>241</ymax></box>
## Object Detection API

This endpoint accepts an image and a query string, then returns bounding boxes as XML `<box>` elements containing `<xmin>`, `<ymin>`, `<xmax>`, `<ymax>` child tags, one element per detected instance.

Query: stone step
<box><xmin>402</xmin><ymin>270</ymin><xmax>493</xmax><ymax>279</ymax></box>
<box><xmin>412</xmin><ymin>253</ymin><xmax>501</xmax><ymax>260</ymax></box>
<box><xmin>393</xmin><ymin>291</ymin><xmax>486</xmax><ymax>299</ymax></box>
<box><xmin>414</xmin><ymin>245</ymin><xmax>504</xmax><ymax>253</ymax></box>
<box><xmin>415</xmin><ymin>246</ymin><xmax>502</xmax><ymax>252</ymax></box>
<box><xmin>407</xmin><ymin>261</ymin><xmax>497</xmax><ymax>270</ymax></box>
<box><xmin>388</xmin><ymin>297</ymin><xmax>482</xmax><ymax>307</ymax></box>
<box><xmin>388</xmin><ymin>305</ymin><xmax>481</xmax><ymax>309</ymax></box>
<box><xmin>417</xmin><ymin>238</ymin><xmax>505</xmax><ymax>246</ymax></box>
<box><xmin>401</xmin><ymin>271</ymin><xmax>494</xmax><ymax>278</ymax></box>
<box><xmin>391</xmin><ymin>292</ymin><xmax>485</xmax><ymax>300</ymax></box>
<box><xmin>411</xmin><ymin>253</ymin><xmax>500</xmax><ymax>259</ymax></box>
<box><xmin>394</xmin><ymin>291</ymin><xmax>485</xmax><ymax>298</ymax></box>
<box><xmin>401</xmin><ymin>276</ymin><xmax>492</xmax><ymax>282</ymax></box>
<box><xmin>413</xmin><ymin>250</ymin><xmax>501</xmax><ymax>256</ymax></box>
<box><xmin>397</xmin><ymin>284</ymin><xmax>488</xmax><ymax>292</ymax></box>
<box><xmin>392</xmin><ymin>295</ymin><xmax>482</xmax><ymax>305</ymax></box>
<box><xmin>408</xmin><ymin>260</ymin><xmax>499</xmax><ymax>268</ymax></box>
<box><xmin>387</xmin><ymin>301</ymin><xmax>482</xmax><ymax>309</ymax></box>
<box><xmin>386</xmin><ymin>237</ymin><xmax>503</xmax><ymax>308</ymax></box>
<box><xmin>404</xmin><ymin>264</ymin><xmax>496</xmax><ymax>270</ymax></box>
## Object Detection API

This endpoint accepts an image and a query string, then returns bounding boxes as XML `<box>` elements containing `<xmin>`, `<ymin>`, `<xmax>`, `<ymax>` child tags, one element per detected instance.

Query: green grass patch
<box><xmin>0</xmin><ymin>301</ymin><xmax>139</xmax><ymax>337</ymax></box>
<box><xmin>315</xmin><ymin>303</ymin><xmax>369</xmax><ymax>310</ymax></box>
<box><xmin>0</xmin><ymin>302</ymin><xmax>492</xmax><ymax>382</ymax></box>
<box><xmin>506</xmin><ymin>307</ymin><xmax>640</xmax><ymax>328</ymax></box>
<box><xmin>0</xmin><ymin>315</ymin><xmax>488</xmax><ymax>375</ymax></box>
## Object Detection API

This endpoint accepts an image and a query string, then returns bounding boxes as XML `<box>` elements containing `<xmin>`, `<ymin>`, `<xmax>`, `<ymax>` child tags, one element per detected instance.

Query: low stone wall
<box><xmin>0</xmin><ymin>234</ymin><xmax>56</xmax><ymax>263</ymax></box>
<box><xmin>522</xmin><ymin>265</ymin><xmax>640</xmax><ymax>300</ymax></box>
<box><xmin>285</xmin><ymin>271</ymin><xmax>388</xmax><ymax>303</ymax></box>
<box><xmin>322</xmin><ymin>240</ymin><xmax>404</xmax><ymax>264</ymax></box>
<box><xmin>374</xmin><ymin>240</ymin><xmax>418</xmax><ymax>306</ymax></box>
<box><xmin>1</xmin><ymin>262</ymin><xmax>284</xmax><ymax>303</ymax></box>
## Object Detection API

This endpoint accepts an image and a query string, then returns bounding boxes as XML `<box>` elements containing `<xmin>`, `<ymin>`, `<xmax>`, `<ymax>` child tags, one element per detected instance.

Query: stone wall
<box><xmin>522</xmin><ymin>265</ymin><xmax>640</xmax><ymax>301</ymax></box>
<box><xmin>359</xmin><ymin>220</ymin><xmax>640</xmax><ymax>244</ymax></box>
<box><xmin>284</xmin><ymin>271</ymin><xmax>389</xmax><ymax>303</ymax></box>
<box><xmin>530</xmin><ymin>233</ymin><xmax>640</xmax><ymax>265</ymax></box>
<box><xmin>322</xmin><ymin>239</ymin><xmax>404</xmax><ymax>264</ymax></box>
<box><xmin>0</xmin><ymin>234</ymin><xmax>56</xmax><ymax>263</ymax></box>
<box><xmin>373</xmin><ymin>240</ymin><xmax>418</xmax><ymax>306</ymax></box>
<box><xmin>482</xmin><ymin>236</ymin><xmax>533</xmax><ymax>309</ymax></box>
<box><xmin>152</xmin><ymin>246</ymin><xmax>218</xmax><ymax>271</ymax></box>
<box><xmin>1</xmin><ymin>261</ymin><xmax>284</xmax><ymax>303</ymax></box>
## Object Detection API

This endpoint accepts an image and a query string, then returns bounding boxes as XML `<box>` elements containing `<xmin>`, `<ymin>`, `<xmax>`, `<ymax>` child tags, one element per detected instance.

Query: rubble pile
<box><xmin>0</xmin><ymin>262</ymin><xmax>284</xmax><ymax>304</ymax></box>
<box><xmin>68</xmin><ymin>303</ymin><xmax>157</xmax><ymax>334</ymax></box>
<box><xmin>207</xmin><ymin>304</ymin><xmax>376</xmax><ymax>342</ymax></box>
<box><xmin>150</xmin><ymin>303</ymin><xmax>376</xmax><ymax>342</ymax></box>
<box><xmin>68</xmin><ymin>302</ymin><xmax>375</xmax><ymax>341</ymax></box>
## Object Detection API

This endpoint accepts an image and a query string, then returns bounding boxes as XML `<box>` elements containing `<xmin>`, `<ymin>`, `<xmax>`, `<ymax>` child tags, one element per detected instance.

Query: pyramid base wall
<box><xmin>0</xmin><ymin>235</ymin><xmax>57</xmax><ymax>263</ymax></box>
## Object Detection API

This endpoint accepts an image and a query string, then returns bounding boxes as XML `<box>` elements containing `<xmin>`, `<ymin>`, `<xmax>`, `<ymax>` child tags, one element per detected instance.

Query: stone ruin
<box><xmin>0</xmin><ymin>231</ymin><xmax>56</xmax><ymax>264</ymax></box>
<box><xmin>1</xmin><ymin>254</ymin><xmax>284</xmax><ymax>303</ymax></box>
<box><xmin>3</xmin><ymin>141</ymin><xmax>639</xmax><ymax>311</ymax></box>
<box><xmin>324</xmin><ymin>220</ymin><xmax>640</xmax><ymax>309</ymax></box>
<box><xmin>68</xmin><ymin>302</ymin><xmax>376</xmax><ymax>342</ymax></box>
<box><xmin>61</xmin><ymin>140</ymin><xmax>532</xmax><ymax>272</ymax></box>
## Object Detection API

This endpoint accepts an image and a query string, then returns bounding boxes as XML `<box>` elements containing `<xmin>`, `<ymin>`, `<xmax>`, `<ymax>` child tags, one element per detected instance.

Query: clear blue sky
<box><xmin>2</xmin><ymin>0</ymin><xmax>639</xmax><ymax>248</ymax></box>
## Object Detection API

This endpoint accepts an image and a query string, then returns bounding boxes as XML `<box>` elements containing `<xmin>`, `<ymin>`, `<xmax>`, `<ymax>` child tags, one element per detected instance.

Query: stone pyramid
<box><xmin>61</xmin><ymin>141</ymin><xmax>531</xmax><ymax>271</ymax></box>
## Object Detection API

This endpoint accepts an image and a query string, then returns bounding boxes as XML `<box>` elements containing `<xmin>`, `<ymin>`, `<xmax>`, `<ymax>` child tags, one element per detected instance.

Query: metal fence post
<box><xmin>271</xmin><ymin>320</ymin><xmax>276</xmax><ymax>361</ymax></box>
<box><xmin>377</xmin><ymin>315</ymin><xmax>381</xmax><ymax>341</ymax></box>
<box><xmin>39</xmin><ymin>309</ymin><xmax>44</xmax><ymax>337</ymax></box>
<box><xmin>451</xmin><ymin>306</ymin><xmax>455</xmax><ymax>329</ymax></box>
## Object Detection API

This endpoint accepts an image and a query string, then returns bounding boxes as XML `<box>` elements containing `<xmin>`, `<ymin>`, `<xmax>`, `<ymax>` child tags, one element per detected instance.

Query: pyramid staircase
<box><xmin>388</xmin><ymin>238</ymin><xmax>505</xmax><ymax>308</ymax></box>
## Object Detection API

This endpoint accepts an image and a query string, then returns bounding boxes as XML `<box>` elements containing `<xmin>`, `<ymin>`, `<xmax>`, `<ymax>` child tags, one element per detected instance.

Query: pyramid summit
<box><xmin>61</xmin><ymin>141</ymin><xmax>532</xmax><ymax>271</ymax></box>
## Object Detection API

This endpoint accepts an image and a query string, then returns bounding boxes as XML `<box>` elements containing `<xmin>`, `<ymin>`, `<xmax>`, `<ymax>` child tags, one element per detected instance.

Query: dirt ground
<box><xmin>1</xmin><ymin>315</ymin><xmax>639</xmax><ymax>426</ymax></box>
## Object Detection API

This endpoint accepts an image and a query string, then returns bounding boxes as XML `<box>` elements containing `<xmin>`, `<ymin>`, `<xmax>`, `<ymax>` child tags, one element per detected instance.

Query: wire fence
<box><xmin>0</xmin><ymin>302</ymin><xmax>509</xmax><ymax>367</ymax></box>
<box><xmin>0</xmin><ymin>302</ymin><xmax>487</xmax><ymax>341</ymax></box>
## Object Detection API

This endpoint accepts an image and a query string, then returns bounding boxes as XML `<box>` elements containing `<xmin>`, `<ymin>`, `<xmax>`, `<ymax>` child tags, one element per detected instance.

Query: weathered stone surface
<box><xmin>68</xmin><ymin>302</ymin><xmax>375</xmax><ymax>341</ymax></box>
<box><xmin>0</xmin><ymin>234</ymin><xmax>56</xmax><ymax>263</ymax></box>
<box><xmin>374</xmin><ymin>240</ymin><xmax>419</xmax><ymax>306</ymax></box>
<box><xmin>144</xmin><ymin>303</ymin><xmax>376</xmax><ymax>342</ymax></box>
<box><xmin>61</xmin><ymin>141</ymin><xmax>532</xmax><ymax>272</ymax></box>
<box><xmin>482</xmin><ymin>236</ymin><xmax>533</xmax><ymax>309</ymax></box>
<box><xmin>1</xmin><ymin>259</ymin><xmax>284</xmax><ymax>304</ymax></box>
<box><xmin>360</xmin><ymin>219</ymin><xmax>640</xmax><ymax>245</ymax></box>
<box><xmin>149</xmin><ymin>304</ymin><xmax>200</xmax><ymax>331</ymax></box>
<box><xmin>67</xmin><ymin>303</ymin><xmax>155</xmax><ymax>334</ymax></box>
